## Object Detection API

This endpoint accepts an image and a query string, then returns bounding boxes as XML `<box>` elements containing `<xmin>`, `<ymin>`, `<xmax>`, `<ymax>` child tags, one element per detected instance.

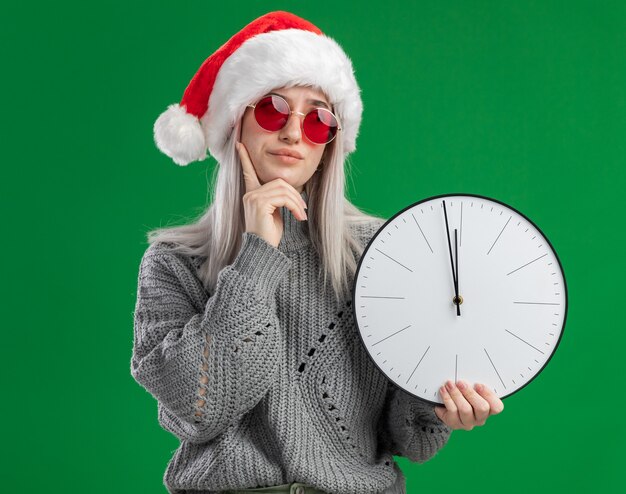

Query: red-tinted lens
<box><xmin>253</xmin><ymin>96</ymin><xmax>289</xmax><ymax>131</ymax></box>
<box><xmin>303</xmin><ymin>108</ymin><xmax>339</xmax><ymax>144</ymax></box>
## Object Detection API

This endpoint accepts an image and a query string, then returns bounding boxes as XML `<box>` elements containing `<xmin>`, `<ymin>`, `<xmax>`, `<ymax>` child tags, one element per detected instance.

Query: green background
<box><xmin>2</xmin><ymin>0</ymin><xmax>623</xmax><ymax>492</ymax></box>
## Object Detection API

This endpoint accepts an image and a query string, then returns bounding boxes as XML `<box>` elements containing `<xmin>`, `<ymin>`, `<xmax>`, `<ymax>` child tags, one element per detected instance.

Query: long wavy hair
<box><xmin>146</xmin><ymin>89</ymin><xmax>384</xmax><ymax>303</ymax></box>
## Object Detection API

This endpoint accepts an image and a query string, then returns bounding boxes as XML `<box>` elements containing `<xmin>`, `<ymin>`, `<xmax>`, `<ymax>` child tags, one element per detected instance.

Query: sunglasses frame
<box><xmin>246</xmin><ymin>94</ymin><xmax>342</xmax><ymax>145</ymax></box>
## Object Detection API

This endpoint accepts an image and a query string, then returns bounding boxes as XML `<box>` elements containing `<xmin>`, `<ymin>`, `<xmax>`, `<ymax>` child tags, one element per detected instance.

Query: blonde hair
<box><xmin>146</xmin><ymin>94</ymin><xmax>384</xmax><ymax>303</ymax></box>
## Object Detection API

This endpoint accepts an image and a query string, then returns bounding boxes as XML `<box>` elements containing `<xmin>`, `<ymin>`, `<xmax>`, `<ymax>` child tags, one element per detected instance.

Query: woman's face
<box><xmin>239</xmin><ymin>85</ymin><xmax>330</xmax><ymax>193</ymax></box>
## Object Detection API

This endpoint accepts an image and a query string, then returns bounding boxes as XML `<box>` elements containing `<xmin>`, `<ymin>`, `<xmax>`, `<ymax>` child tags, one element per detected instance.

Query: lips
<box><xmin>269</xmin><ymin>149</ymin><xmax>303</xmax><ymax>159</ymax></box>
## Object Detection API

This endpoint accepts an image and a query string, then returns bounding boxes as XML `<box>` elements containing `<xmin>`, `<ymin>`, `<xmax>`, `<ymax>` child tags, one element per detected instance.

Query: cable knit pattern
<box><xmin>130</xmin><ymin>191</ymin><xmax>452</xmax><ymax>494</ymax></box>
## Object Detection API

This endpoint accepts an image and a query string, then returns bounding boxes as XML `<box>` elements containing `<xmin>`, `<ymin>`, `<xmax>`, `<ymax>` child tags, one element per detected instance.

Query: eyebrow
<box><xmin>268</xmin><ymin>91</ymin><xmax>331</xmax><ymax>110</ymax></box>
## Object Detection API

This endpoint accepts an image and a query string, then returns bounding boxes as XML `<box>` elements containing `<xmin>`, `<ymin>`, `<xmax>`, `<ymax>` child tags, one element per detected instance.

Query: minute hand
<box><xmin>454</xmin><ymin>228</ymin><xmax>460</xmax><ymax>316</ymax></box>
<box><xmin>442</xmin><ymin>200</ymin><xmax>461</xmax><ymax>316</ymax></box>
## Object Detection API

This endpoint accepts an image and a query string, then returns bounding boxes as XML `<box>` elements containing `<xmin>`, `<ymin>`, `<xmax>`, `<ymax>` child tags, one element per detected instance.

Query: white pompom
<box><xmin>153</xmin><ymin>104</ymin><xmax>207</xmax><ymax>166</ymax></box>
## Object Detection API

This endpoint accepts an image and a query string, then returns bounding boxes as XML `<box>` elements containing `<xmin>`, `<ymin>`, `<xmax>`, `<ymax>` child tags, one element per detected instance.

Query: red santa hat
<box><xmin>153</xmin><ymin>11</ymin><xmax>363</xmax><ymax>166</ymax></box>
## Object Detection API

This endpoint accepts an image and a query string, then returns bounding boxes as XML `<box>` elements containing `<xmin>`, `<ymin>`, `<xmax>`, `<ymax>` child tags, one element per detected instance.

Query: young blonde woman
<box><xmin>131</xmin><ymin>11</ymin><xmax>503</xmax><ymax>494</ymax></box>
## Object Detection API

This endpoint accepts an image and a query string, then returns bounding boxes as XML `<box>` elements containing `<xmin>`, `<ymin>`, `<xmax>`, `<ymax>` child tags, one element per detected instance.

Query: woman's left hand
<box><xmin>434</xmin><ymin>380</ymin><xmax>504</xmax><ymax>430</ymax></box>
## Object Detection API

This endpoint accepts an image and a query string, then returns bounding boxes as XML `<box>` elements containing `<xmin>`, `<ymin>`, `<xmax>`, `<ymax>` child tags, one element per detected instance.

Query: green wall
<box><xmin>3</xmin><ymin>1</ymin><xmax>622</xmax><ymax>492</ymax></box>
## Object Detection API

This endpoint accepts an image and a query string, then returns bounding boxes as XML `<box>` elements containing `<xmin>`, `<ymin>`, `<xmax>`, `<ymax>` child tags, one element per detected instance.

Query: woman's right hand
<box><xmin>236</xmin><ymin>141</ymin><xmax>308</xmax><ymax>248</ymax></box>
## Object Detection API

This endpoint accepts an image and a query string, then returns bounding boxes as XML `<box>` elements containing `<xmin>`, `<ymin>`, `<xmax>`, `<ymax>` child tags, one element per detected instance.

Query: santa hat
<box><xmin>153</xmin><ymin>11</ymin><xmax>363</xmax><ymax>166</ymax></box>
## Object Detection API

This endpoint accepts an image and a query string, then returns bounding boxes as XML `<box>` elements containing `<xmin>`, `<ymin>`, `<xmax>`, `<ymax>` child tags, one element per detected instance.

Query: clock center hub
<box><xmin>453</xmin><ymin>294</ymin><xmax>464</xmax><ymax>306</ymax></box>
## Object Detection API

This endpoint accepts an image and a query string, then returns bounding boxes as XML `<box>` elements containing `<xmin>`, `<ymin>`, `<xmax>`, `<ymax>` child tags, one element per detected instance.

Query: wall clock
<box><xmin>352</xmin><ymin>193</ymin><xmax>567</xmax><ymax>405</ymax></box>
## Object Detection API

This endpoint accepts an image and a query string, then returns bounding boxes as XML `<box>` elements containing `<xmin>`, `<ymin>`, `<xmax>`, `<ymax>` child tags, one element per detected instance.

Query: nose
<box><xmin>279</xmin><ymin>112</ymin><xmax>302</xmax><ymax>143</ymax></box>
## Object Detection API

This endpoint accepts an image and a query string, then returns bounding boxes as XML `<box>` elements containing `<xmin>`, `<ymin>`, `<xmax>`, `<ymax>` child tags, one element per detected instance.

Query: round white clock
<box><xmin>352</xmin><ymin>193</ymin><xmax>567</xmax><ymax>406</ymax></box>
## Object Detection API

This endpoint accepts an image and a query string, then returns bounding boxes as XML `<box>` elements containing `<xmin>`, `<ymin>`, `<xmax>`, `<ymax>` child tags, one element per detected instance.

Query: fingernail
<box><xmin>475</xmin><ymin>383</ymin><xmax>484</xmax><ymax>392</ymax></box>
<box><xmin>445</xmin><ymin>380</ymin><xmax>454</xmax><ymax>391</ymax></box>
<box><xmin>457</xmin><ymin>380</ymin><xmax>465</xmax><ymax>390</ymax></box>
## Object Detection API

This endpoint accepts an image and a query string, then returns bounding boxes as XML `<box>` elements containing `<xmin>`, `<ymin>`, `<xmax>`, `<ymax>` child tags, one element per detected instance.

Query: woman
<box><xmin>131</xmin><ymin>11</ymin><xmax>503</xmax><ymax>494</ymax></box>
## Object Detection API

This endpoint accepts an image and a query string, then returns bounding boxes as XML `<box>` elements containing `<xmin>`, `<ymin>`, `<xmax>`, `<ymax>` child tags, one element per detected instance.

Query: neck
<box><xmin>277</xmin><ymin>189</ymin><xmax>310</xmax><ymax>251</ymax></box>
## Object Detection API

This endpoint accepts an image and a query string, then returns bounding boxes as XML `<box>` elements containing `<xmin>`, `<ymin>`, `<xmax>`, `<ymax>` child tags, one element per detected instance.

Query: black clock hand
<box><xmin>455</xmin><ymin>228</ymin><xmax>460</xmax><ymax>316</ymax></box>
<box><xmin>442</xmin><ymin>200</ymin><xmax>460</xmax><ymax>315</ymax></box>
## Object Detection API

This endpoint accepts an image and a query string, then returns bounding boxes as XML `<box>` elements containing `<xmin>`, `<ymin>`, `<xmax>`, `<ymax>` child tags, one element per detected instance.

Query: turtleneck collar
<box><xmin>277</xmin><ymin>189</ymin><xmax>311</xmax><ymax>252</ymax></box>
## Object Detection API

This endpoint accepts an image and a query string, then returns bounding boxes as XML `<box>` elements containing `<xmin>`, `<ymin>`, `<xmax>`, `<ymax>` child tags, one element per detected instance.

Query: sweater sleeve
<box><xmin>130</xmin><ymin>232</ymin><xmax>291</xmax><ymax>443</ymax></box>
<box><xmin>381</xmin><ymin>383</ymin><xmax>453</xmax><ymax>464</ymax></box>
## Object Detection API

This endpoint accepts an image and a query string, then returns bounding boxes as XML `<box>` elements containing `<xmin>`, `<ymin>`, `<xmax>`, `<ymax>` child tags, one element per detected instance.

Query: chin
<box><xmin>264</xmin><ymin>170</ymin><xmax>298</xmax><ymax>185</ymax></box>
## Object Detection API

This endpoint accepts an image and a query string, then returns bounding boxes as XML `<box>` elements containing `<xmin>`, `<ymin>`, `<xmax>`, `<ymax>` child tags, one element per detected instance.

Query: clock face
<box><xmin>352</xmin><ymin>193</ymin><xmax>567</xmax><ymax>405</ymax></box>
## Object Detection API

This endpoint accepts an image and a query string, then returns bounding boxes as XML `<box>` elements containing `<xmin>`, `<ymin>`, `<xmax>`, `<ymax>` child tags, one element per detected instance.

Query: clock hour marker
<box><xmin>484</xmin><ymin>348</ymin><xmax>506</xmax><ymax>389</ymax></box>
<box><xmin>406</xmin><ymin>345</ymin><xmax>430</xmax><ymax>385</ymax></box>
<box><xmin>411</xmin><ymin>213</ymin><xmax>434</xmax><ymax>253</ymax></box>
<box><xmin>372</xmin><ymin>324</ymin><xmax>412</xmax><ymax>346</ymax></box>
<box><xmin>373</xmin><ymin>248</ymin><xmax>413</xmax><ymax>272</ymax></box>
<box><xmin>504</xmin><ymin>329</ymin><xmax>545</xmax><ymax>354</ymax></box>
<box><xmin>460</xmin><ymin>202</ymin><xmax>463</xmax><ymax>246</ymax></box>
<box><xmin>486</xmin><ymin>216</ymin><xmax>511</xmax><ymax>255</ymax></box>
<box><xmin>506</xmin><ymin>253</ymin><xmax>548</xmax><ymax>276</ymax></box>
<box><xmin>360</xmin><ymin>295</ymin><xmax>405</xmax><ymax>299</ymax></box>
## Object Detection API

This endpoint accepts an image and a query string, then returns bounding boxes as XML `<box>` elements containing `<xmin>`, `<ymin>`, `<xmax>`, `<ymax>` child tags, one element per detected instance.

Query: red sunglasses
<box><xmin>247</xmin><ymin>94</ymin><xmax>341</xmax><ymax>145</ymax></box>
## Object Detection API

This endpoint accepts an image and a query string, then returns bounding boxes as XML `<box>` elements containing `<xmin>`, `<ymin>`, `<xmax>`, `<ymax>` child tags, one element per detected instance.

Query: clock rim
<box><xmin>351</xmin><ymin>192</ymin><xmax>569</xmax><ymax>406</ymax></box>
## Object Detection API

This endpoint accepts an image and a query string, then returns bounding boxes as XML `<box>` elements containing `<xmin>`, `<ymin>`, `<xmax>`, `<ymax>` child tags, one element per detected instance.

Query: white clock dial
<box><xmin>353</xmin><ymin>193</ymin><xmax>567</xmax><ymax>405</ymax></box>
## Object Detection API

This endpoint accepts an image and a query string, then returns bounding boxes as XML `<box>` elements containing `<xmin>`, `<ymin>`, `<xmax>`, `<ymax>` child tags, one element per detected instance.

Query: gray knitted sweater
<box><xmin>130</xmin><ymin>197</ymin><xmax>452</xmax><ymax>494</ymax></box>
